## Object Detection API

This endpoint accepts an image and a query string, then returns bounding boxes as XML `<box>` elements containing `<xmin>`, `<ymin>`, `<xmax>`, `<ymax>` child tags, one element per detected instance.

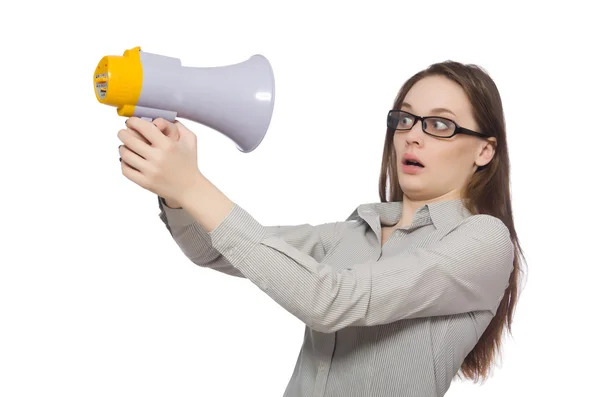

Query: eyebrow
<box><xmin>401</xmin><ymin>102</ymin><xmax>457</xmax><ymax>117</ymax></box>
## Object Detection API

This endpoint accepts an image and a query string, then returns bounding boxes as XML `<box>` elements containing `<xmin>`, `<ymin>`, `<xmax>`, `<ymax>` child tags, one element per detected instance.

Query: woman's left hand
<box><xmin>117</xmin><ymin>117</ymin><xmax>205</xmax><ymax>204</ymax></box>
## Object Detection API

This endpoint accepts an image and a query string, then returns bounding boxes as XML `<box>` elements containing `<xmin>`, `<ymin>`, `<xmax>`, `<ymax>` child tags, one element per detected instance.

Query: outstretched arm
<box><xmin>180</xmin><ymin>176</ymin><xmax>515</xmax><ymax>334</ymax></box>
<box><xmin>157</xmin><ymin>195</ymin><xmax>342</xmax><ymax>278</ymax></box>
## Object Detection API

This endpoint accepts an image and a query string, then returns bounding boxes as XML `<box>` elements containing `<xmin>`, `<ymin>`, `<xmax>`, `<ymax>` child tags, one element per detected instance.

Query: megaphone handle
<box><xmin>129</xmin><ymin>106</ymin><xmax>177</xmax><ymax>122</ymax></box>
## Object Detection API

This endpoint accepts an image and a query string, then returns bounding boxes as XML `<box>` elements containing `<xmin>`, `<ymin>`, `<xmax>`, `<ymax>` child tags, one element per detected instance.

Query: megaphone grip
<box><xmin>122</xmin><ymin>105</ymin><xmax>177</xmax><ymax>122</ymax></box>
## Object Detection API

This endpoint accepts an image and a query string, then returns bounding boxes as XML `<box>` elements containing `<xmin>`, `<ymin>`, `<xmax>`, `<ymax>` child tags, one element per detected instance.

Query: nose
<box><xmin>402</xmin><ymin>119</ymin><xmax>425</xmax><ymax>144</ymax></box>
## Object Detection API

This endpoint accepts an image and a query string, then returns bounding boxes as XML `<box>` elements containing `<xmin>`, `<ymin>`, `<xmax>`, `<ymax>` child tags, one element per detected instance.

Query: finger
<box><xmin>125</xmin><ymin>117</ymin><xmax>169</xmax><ymax>148</ymax></box>
<box><xmin>119</xmin><ymin>144</ymin><xmax>150</xmax><ymax>173</ymax></box>
<box><xmin>126</xmin><ymin>125</ymin><xmax>151</xmax><ymax>145</ymax></box>
<box><xmin>121</xmin><ymin>159</ymin><xmax>148</xmax><ymax>189</ymax></box>
<box><xmin>153</xmin><ymin>118</ymin><xmax>179</xmax><ymax>140</ymax></box>
<box><xmin>117</xmin><ymin>128</ymin><xmax>154</xmax><ymax>160</ymax></box>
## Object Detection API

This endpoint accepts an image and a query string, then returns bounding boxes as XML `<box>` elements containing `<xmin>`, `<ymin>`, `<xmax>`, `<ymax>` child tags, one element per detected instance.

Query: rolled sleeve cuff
<box><xmin>208</xmin><ymin>203</ymin><xmax>267</xmax><ymax>266</ymax></box>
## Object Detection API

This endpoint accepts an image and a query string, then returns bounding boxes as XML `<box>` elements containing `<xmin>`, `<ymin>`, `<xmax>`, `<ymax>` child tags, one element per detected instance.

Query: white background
<box><xmin>1</xmin><ymin>1</ymin><xmax>598</xmax><ymax>396</ymax></box>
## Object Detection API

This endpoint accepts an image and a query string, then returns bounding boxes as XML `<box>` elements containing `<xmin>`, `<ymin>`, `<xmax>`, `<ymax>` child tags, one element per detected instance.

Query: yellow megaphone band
<box><xmin>93</xmin><ymin>46</ymin><xmax>143</xmax><ymax>117</ymax></box>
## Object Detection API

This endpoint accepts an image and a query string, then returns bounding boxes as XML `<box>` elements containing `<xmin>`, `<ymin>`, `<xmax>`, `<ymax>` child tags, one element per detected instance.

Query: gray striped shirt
<box><xmin>157</xmin><ymin>197</ymin><xmax>514</xmax><ymax>397</ymax></box>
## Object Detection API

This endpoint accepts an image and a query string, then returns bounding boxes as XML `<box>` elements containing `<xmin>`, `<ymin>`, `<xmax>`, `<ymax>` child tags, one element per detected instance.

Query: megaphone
<box><xmin>93</xmin><ymin>46</ymin><xmax>275</xmax><ymax>153</ymax></box>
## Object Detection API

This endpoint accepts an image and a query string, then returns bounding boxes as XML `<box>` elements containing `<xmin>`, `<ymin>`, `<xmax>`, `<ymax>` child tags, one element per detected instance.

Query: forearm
<box><xmin>178</xmin><ymin>175</ymin><xmax>236</xmax><ymax>233</ymax></box>
<box><xmin>158</xmin><ymin>181</ymin><xmax>342</xmax><ymax>279</ymax></box>
<box><xmin>157</xmin><ymin>193</ymin><xmax>247</xmax><ymax>278</ymax></box>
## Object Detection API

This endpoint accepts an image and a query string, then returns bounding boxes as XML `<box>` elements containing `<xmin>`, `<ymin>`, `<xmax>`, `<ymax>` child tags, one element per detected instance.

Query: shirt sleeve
<box><xmin>157</xmin><ymin>196</ymin><xmax>343</xmax><ymax>278</ymax></box>
<box><xmin>208</xmin><ymin>202</ymin><xmax>515</xmax><ymax>334</ymax></box>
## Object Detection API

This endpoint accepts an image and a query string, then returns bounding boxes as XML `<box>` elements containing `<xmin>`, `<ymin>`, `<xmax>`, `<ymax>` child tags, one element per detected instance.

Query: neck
<box><xmin>397</xmin><ymin>190</ymin><xmax>462</xmax><ymax>227</ymax></box>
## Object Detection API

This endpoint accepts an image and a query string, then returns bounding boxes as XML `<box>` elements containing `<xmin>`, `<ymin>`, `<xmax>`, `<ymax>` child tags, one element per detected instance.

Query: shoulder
<box><xmin>446</xmin><ymin>213</ymin><xmax>515</xmax><ymax>273</ymax></box>
<box><xmin>448</xmin><ymin>213</ymin><xmax>511</xmax><ymax>238</ymax></box>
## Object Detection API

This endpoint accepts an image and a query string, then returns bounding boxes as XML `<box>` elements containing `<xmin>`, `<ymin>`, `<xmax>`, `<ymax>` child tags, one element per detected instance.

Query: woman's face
<box><xmin>393</xmin><ymin>75</ymin><xmax>496</xmax><ymax>201</ymax></box>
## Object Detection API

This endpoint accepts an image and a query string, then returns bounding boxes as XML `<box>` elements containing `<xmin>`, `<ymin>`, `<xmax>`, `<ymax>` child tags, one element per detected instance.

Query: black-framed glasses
<box><xmin>387</xmin><ymin>110</ymin><xmax>490</xmax><ymax>138</ymax></box>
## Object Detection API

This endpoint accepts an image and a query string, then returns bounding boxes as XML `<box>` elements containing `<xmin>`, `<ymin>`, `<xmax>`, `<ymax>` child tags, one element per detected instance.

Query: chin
<box><xmin>398</xmin><ymin>177</ymin><xmax>426</xmax><ymax>192</ymax></box>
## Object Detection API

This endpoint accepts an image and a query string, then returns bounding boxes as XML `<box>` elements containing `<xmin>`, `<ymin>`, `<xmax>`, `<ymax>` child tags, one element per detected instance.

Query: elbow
<box><xmin>308</xmin><ymin>306</ymin><xmax>364</xmax><ymax>334</ymax></box>
<box><xmin>302</xmin><ymin>306</ymin><xmax>343</xmax><ymax>334</ymax></box>
<box><xmin>309</xmin><ymin>315</ymin><xmax>366</xmax><ymax>334</ymax></box>
<box><xmin>309</xmin><ymin>320</ymin><xmax>339</xmax><ymax>334</ymax></box>
<box><xmin>307</xmin><ymin>272</ymin><xmax>371</xmax><ymax>334</ymax></box>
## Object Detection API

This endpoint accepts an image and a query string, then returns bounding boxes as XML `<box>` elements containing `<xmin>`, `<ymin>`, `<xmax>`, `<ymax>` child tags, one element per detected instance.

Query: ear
<box><xmin>475</xmin><ymin>137</ymin><xmax>496</xmax><ymax>167</ymax></box>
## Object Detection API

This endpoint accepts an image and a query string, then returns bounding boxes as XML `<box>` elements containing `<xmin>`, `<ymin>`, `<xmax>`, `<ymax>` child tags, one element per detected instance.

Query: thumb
<box><xmin>174</xmin><ymin>120</ymin><xmax>196</xmax><ymax>142</ymax></box>
<box><xmin>174</xmin><ymin>120</ymin><xmax>193</xmax><ymax>135</ymax></box>
<box><xmin>152</xmin><ymin>118</ymin><xmax>180</xmax><ymax>141</ymax></box>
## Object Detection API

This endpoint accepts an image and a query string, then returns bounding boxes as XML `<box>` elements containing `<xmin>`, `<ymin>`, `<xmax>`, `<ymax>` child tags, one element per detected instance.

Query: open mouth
<box><xmin>403</xmin><ymin>159</ymin><xmax>424</xmax><ymax>168</ymax></box>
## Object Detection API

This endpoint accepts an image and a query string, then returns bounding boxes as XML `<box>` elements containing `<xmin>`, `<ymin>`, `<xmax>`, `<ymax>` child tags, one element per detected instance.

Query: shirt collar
<box><xmin>345</xmin><ymin>198</ymin><xmax>472</xmax><ymax>230</ymax></box>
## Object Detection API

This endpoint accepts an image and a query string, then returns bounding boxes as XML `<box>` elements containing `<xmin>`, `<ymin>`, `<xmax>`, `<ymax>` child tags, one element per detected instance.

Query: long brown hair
<box><xmin>378</xmin><ymin>61</ymin><xmax>527</xmax><ymax>382</ymax></box>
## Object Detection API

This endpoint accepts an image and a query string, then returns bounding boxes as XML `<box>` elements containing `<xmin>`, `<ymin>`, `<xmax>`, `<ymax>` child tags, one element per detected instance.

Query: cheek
<box><xmin>393</xmin><ymin>137</ymin><xmax>402</xmax><ymax>160</ymax></box>
<box><xmin>424</xmin><ymin>146</ymin><xmax>449</xmax><ymax>169</ymax></box>
<box><xmin>433</xmin><ymin>146</ymin><xmax>472</xmax><ymax>174</ymax></box>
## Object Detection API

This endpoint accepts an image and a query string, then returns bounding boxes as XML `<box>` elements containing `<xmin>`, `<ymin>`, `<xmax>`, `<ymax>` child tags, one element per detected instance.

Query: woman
<box><xmin>117</xmin><ymin>60</ymin><xmax>526</xmax><ymax>397</ymax></box>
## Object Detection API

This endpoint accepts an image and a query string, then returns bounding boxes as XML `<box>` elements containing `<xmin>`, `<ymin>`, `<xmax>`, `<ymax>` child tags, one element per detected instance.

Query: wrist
<box><xmin>179</xmin><ymin>174</ymin><xmax>212</xmax><ymax>207</ymax></box>
<box><xmin>163</xmin><ymin>197</ymin><xmax>182</xmax><ymax>209</ymax></box>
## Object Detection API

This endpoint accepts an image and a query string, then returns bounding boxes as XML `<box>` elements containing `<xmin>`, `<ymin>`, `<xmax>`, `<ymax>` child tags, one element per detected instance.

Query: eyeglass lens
<box><xmin>388</xmin><ymin>111</ymin><xmax>456</xmax><ymax>137</ymax></box>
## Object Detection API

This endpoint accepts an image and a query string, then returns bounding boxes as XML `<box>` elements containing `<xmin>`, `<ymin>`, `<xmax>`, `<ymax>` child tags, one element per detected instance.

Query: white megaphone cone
<box><xmin>93</xmin><ymin>46</ymin><xmax>275</xmax><ymax>153</ymax></box>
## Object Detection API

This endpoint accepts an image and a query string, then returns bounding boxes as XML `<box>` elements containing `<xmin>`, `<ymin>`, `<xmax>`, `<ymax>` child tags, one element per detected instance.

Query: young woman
<box><xmin>118</xmin><ymin>60</ymin><xmax>526</xmax><ymax>397</ymax></box>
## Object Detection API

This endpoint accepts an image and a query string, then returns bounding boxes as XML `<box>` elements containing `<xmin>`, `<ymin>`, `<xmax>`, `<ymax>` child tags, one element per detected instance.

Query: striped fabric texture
<box><xmin>157</xmin><ymin>196</ymin><xmax>514</xmax><ymax>397</ymax></box>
